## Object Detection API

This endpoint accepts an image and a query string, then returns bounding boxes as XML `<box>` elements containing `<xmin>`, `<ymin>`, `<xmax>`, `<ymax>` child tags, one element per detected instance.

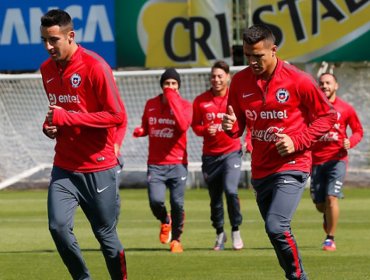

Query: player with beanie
<box><xmin>160</xmin><ymin>68</ymin><xmax>181</xmax><ymax>88</ymax></box>
<box><xmin>133</xmin><ymin>68</ymin><xmax>192</xmax><ymax>253</ymax></box>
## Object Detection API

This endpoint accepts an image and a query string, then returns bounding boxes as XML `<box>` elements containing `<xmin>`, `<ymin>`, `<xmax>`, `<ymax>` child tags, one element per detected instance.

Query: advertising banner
<box><xmin>0</xmin><ymin>0</ymin><xmax>116</xmax><ymax>71</ymax></box>
<box><xmin>116</xmin><ymin>0</ymin><xmax>233</xmax><ymax>68</ymax></box>
<box><xmin>250</xmin><ymin>0</ymin><xmax>370</xmax><ymax>62</ymax></box>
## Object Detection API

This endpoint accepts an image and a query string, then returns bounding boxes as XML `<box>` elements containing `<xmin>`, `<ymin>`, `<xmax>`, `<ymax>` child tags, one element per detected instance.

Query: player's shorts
<box><xmin>310</xmin><ymin>160</ymin><xmax>346</xmax><ymax>203</ymax></box>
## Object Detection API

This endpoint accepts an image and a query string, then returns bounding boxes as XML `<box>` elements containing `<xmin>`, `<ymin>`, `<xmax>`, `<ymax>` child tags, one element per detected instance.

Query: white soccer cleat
<box><xmin>213</xmin><ymin>232</ymin><xmax>227</xmax><ymax>251</ymax></box>
<box><xmin>232</xmin><ymin>230</ymin><xmax>244</xmax><ymax>250</ymax></box>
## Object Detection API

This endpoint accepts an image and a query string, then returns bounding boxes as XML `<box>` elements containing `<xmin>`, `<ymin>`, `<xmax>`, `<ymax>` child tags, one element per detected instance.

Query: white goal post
<box><xmin>0</xmin><ymin>66</ymin><xmax>250</xmax><ymax>189</ymax></box>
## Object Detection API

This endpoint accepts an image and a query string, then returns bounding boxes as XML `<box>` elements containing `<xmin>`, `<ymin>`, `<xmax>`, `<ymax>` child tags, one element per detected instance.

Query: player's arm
<box><xmin>191</xmin><ymin>97</ymin><xmax>207</xmax><ymax>136</ymax></box>
<box><xmin>114</xmin><ymin>111</ymin><xmax>128</xmax><ymax>155</ymax></box>
<box><xmin>245</xmin><ymin>128</ymin><xmax>253</xmax><ymax>153</ymax></box>
<box><xmin>346</xmin><ymin>106</ymin><xmax>364</xmax><ymax>149</ymax></box>
<box><xmin>50</xmin><ymin>63</ymin><xmax>126</xmax><ymax>128</ymax></box>
<box><xmin>164</xmin><ymin>88</ymin><xmax>192</xmax><ymax>132</ymax></box>
<box><xmin>40</xmin><ymin>71</ymin><xmax>58</xmax><ymax>139</ymax></box>
<box><xmin>290</xmin><ymin>77</ymin><xmax>337</xmax><ymax>152</ymax></box>
<box><xmin>133</xmin><ymin>102</ymin><xmax>150</xmax><ymax>138</ymax></box>
<box><xmin>222</xmin><ymin>82</ymin><xmax>245</xmax><ymax>138</ymax></box>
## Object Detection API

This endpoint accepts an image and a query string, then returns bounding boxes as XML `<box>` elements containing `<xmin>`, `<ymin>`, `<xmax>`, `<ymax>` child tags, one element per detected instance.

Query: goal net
<box><xmin>0</xmin><ymin>66</ymin><xmax>248</xmax><ymax>189</ymax></box>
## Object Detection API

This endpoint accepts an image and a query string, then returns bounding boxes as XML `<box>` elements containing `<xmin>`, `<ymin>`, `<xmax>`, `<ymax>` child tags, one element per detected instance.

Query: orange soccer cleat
<box><xmin>170</xmin><ymin>240</ymin><xmax>183</xmax><ymax>253</ymax></box>
<box><xmin>159</xmin><ymin>215</ymin><xmax>172</xmax><ymax>244</ymax></box>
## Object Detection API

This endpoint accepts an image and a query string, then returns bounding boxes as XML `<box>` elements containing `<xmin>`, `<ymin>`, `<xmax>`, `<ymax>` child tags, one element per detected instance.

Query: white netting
<box><xmin>0</xmin><ymin>67</ymin><xmax>245</xmax><ymax>189</ymax></box>
<box><xmin>1</xmin><ymin>63</ymin><xmax>369</xmax><ymax>189</ymax></box>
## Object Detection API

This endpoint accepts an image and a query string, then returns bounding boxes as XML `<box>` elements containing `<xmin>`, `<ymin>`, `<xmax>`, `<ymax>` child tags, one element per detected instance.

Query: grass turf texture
<box><xmin>1</xmin><ymin>187</ymin><xmax>370</xmax><ymax>280</ymax></box>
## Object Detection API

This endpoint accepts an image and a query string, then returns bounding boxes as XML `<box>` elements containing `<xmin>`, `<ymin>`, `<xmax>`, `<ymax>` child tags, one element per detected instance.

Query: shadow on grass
<box><xmin>125</xmin><ymin>246</ymin><xmax>275</xmax><ymax>252</ymax></box>
<box><xmin>0</xmin><ymin>245</ymin><xmax>316</xmax><ymax>254</ymax></box>
<box><xmin>0</xmin><ymin>248</ymin><xmax>104</xmax><ymax>254</ymax></box>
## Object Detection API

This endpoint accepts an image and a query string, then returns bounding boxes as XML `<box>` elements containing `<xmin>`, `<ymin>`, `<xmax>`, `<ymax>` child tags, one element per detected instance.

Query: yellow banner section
<box><xmin>137</xmin><ymin>0</ymin><xmax>232</xmax><ymax>67</ymax></box>
<box><xmin>250</xmin><ymin>0</ymin><xmax>370</xmax><ymax>62</ymax></box>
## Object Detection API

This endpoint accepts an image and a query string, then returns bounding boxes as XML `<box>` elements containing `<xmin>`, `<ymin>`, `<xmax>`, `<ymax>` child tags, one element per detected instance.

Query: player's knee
<box><xmin>48</xmin><ymin>223</ymin><xmax>73</xmax><ymax>248</ymax></box>
<box><xmin>171</xmin><ymin>202</ymin><xmax>184</xmax><ymax>213</ymax></box>
<box><xmin>315</xmin><ymin>202</ymin><xmax>325</xmax><ymax>213</ymax></box>
<box><xmin>265</xmin><ymin>216</ymin><xmax>289</xmax><ymax>236</ymax></box>
<box><xmin>149</xmin><ymin>199</ymin><xmax>163</xmax><ymax>210</ymax></box>
<box><xmin>49</xmin><ymin>220</ymin><xmax>68</xmax><ymax>235</ymax></box>
<box><xmin>326</xmin><ymin>195</ymin><xmax>338</xmax><ymax>206</ymax></box>
<box><xmin>225</xmin><ymin>189</ymin><xmax>238</xmax><ymax>197</ymax></box>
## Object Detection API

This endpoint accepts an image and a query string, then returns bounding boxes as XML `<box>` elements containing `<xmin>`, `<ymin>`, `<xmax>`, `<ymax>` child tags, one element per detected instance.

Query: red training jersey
<box><xmin>311</xmin><ymin>97</ymin><xmax>363</xmax><ymax>165</ymax></box>
<box><xmin>227</xmin><ymin>59</ymin><xmax>337</xmax><ymax>179</ymax></box>
<box><xmin>40</xmin><ymin>46</ymin><xmax>127</xmax><ymax>172</ymax></box>
<box><xmin>139</xmin><ymin>88</ymin><xmax>192</xmax><ymax>164</ymax></box>
<box><xmin>192</xmin><ymin>89</ymin><xmax>241</xmax><ymax>156</ymax></box>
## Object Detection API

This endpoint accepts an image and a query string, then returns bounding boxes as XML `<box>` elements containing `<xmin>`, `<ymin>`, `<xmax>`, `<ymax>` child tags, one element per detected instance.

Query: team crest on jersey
<box><xmin>70</xmin><ymin>73</ymin><xmax>82</xmax><ymax>88</ymax></box>
<box><xmin>275</xmin><ymin>88</ymin><xmax>289</xmax><ymax>103</ymax></box>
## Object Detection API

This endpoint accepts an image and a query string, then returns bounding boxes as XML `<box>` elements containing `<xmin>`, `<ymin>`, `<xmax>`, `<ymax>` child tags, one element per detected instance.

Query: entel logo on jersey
<box><xmin>206</xmin><ymin>112</ymin><xmax>224</xmax><ymax>121</ymax></box>
<box><xmin>149</xmin><ymin>117</ymin><xmax>157</xmax><ymax>125</ymax></box>
<box><xmin>48</xmin><ymin>93</ymin><xmax>81</xmax><ymax>105</ymax></box>
<box><xmin>245</xmin><ymin>109</ymin><xmax>288</xmax><ymax>120</ymax></box>
<box><xmin>245</xmin><ymin>110</ymin><xmax>257</xmax><ymax>121</ymax></box>
<box><xmin>158</xmin><ymin>118</ymin><xmax>175</xmax><ymax>125</ymax></box>
<box><xmin>276</xmin><ymin>88</ymin><xmax>289</xmax><ymax>103</ymax></box>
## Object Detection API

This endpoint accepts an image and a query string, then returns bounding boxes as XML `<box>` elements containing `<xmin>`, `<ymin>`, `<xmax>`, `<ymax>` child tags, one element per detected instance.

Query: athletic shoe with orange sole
<box><xmin>322</xmin><ymin>239</ymin><xmax>336</xmax><ymax>251</ymax></box>
<box><xmin>159</xmin><ymin>215</ymin><xmax>172</xmax><ymax>244</ymax></box>
<box><xmin>170</xmin><ymin>240</ymin><xmax>183</xmax><ymax>253</ymax></box>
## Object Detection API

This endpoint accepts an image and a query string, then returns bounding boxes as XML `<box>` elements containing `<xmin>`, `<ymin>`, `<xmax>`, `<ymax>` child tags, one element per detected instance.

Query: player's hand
<box><xmin>47</xmin><ymin>105</ymin><xmax>62</xmax><ymax>125</ymax></box>
<box><xmin>275</xmin><ymin>133</ymin><xmax>295</xmax><ymax>156</ymax></box>
<box><xmin>207</xmin><ymin>122</ymin><xmax>217</xmax><ymax>136</ymax></box>
<box><xmin>44</xmin><ymin>125</ymin><xmax>58</xmax><ymax>139</ymax></box>
<box><xmin>343</xmin><ymin>138</ymin><xmax>350</xmax><ymax>150</ymax></box>
<box><xmin>133</xmin><ymin>127</ymin><xmax>144</xmax><ymax>137</ymax></box>
<box><xmin>222</xmin><ymin>105</ymin><xmax>236</xmax><ymax>131</ymax></box>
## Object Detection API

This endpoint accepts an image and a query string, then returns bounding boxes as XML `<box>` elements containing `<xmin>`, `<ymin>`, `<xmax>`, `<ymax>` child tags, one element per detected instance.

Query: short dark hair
<box><xmin>319</xmin><ymin>72</ymin><xmax>337</xmax><ymax>82</ymax></box>
<box><xmin>212</xmin><ymin>60</ymin><xmax>230</xmax><ymax>74</ymax></box>
<box><xmin>243</xmin><ymin>24</ymin><xmax>276</xmax><ymax>45</ymax></box>
<box><xmin>41</xmin><ymin>9</ymin><xmax>73</xmax><ymax>30</ymax></box>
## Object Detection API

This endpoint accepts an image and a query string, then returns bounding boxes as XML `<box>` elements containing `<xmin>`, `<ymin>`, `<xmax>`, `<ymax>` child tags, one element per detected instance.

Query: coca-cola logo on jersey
<box><xmin>150</xmin><ymin>127</ymin><xmax>174</xmax><ymax>138</ymax></box>
<box><xmin>252</xmin><ymin>126</ymin><xmax>285</xmax><ymax>142</ymax></box>
<box><xmin>319</xmin><ymin>131</ymin><xmax>339</xmax><ymax>142</ymax></box>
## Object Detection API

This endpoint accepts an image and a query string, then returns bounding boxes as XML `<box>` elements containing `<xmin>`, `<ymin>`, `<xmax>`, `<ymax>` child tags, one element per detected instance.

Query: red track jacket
<box><xmin>41</xmin><ymin>46</ymin><xmax>127</xmax><ymax>172</ymax></box>
<box><xmin>226</xmin><ymin>59</ymin><xmax>337</xmax><ymax>179</ymax></box>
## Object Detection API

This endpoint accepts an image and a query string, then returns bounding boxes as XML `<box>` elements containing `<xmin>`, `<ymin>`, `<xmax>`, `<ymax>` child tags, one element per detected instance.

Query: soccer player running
<box><xmin>310</xmin><ymin>73</ymin><xmax>363</xmax><ymax>251</ymax></box>
<box><xmin>133</xmin><ymin>68</ymin><xmax>192</xmax><ymax>253</ymax></box>
<box><xmin>222</xmin><ymin>24</ymin><xmax>337</xmax><ymax>280</ymax></box>
<box><xmin>191</xmin><ymin>60</ymin><xmax>244</xmax><ymax>251</ymax></box>
<box><xmin>40</xmin><ymin>9</ymin><xmax>128</xmax><ymax>280</ymax></box>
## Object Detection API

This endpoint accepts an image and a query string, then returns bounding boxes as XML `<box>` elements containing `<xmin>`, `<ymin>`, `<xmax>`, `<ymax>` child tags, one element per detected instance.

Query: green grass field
<box><xmin>1</xmin><ymin>187</ymin><xmax>370</xmax><ymax>280</ymax></box>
